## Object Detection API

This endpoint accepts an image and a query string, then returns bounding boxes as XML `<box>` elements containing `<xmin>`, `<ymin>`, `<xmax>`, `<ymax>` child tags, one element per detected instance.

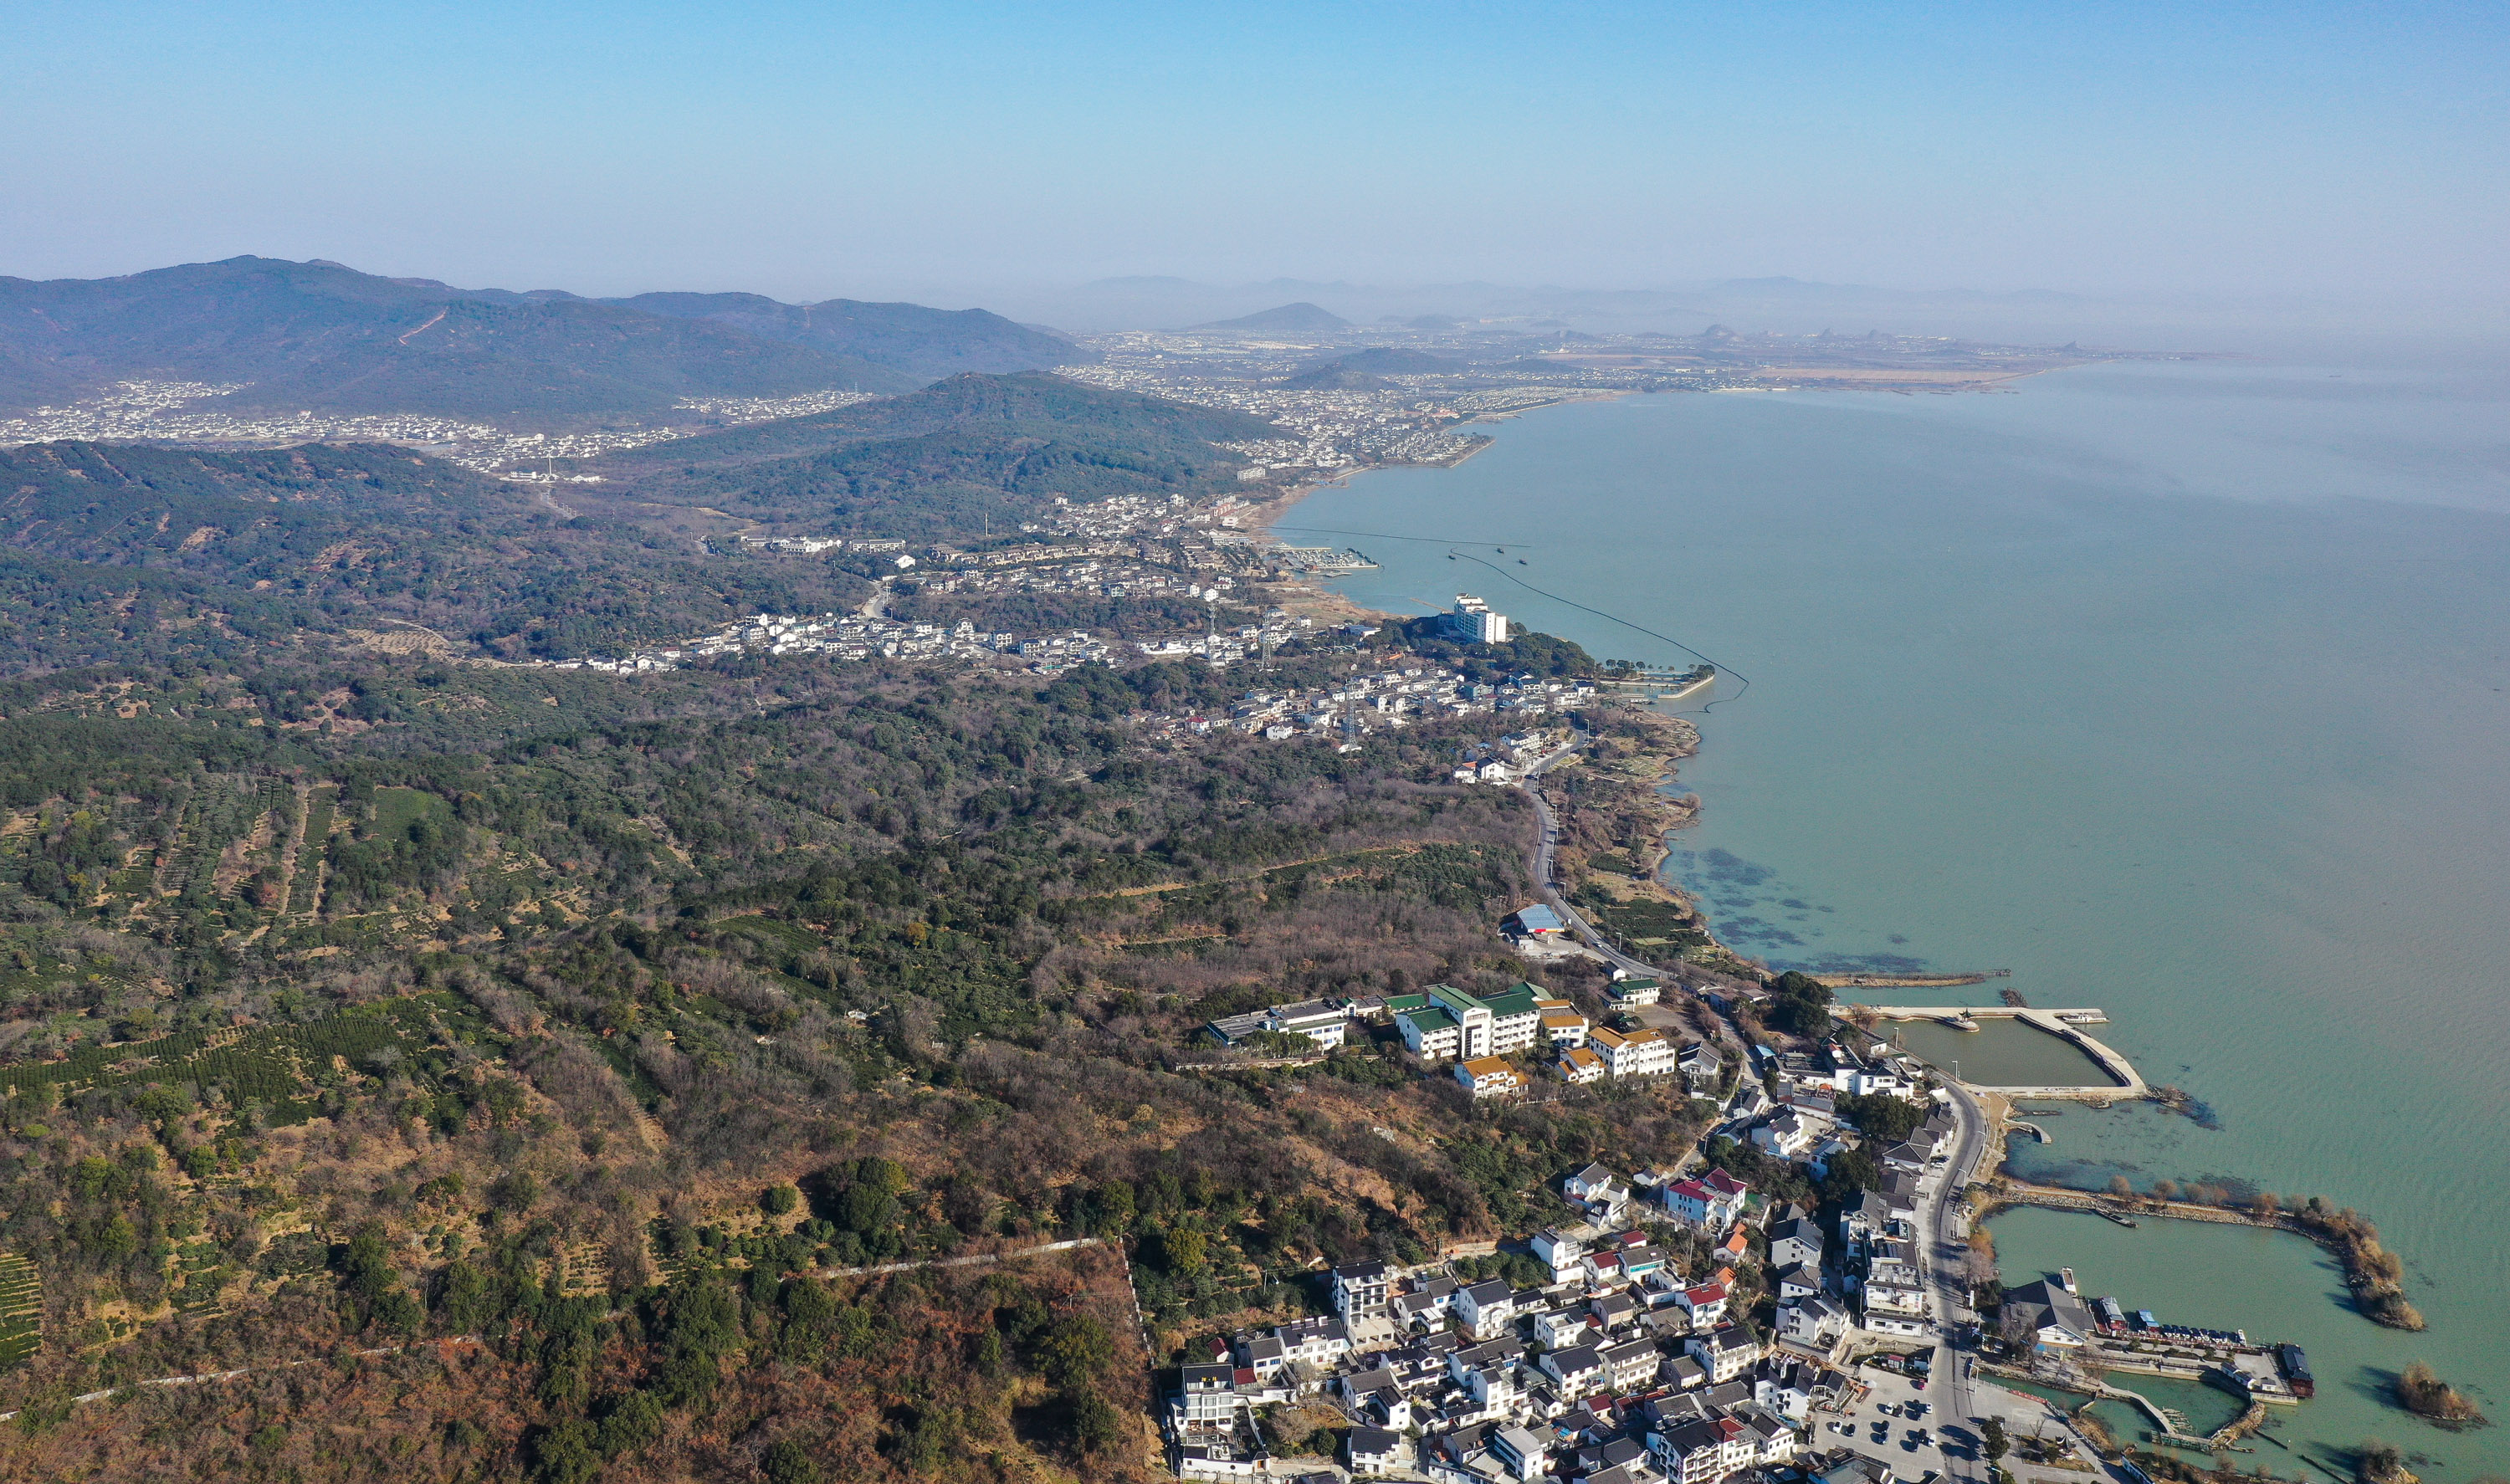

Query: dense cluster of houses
<box><xmin>1161</xmin><ymin>1029</ymin><xmax>1977</xmax><ymax>1482</ymax></box>
<box><xmin>1167</xmin><ymin>1121</ymin><xmax>1975</xmax><ymax>1484</ymax></box>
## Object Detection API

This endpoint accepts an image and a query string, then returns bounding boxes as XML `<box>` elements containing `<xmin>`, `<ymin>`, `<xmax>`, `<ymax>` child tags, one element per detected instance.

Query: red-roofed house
<box><xmin>1661</xmin><ymin>1168</ymin><xmax>1749</xmax><ymax>1231</ymax></box>
<box><xmin>1674</xmin><ymin>1282</ymin><xmax>1729</xmax><ymax>1325</ymax></box>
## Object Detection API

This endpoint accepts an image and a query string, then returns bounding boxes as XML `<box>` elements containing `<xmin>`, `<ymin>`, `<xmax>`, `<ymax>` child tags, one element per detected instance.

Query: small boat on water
<box><xmin>2060</xmin><ymin>1267</ymin><xmax>2078</xmax><ymax>1294</ymax></box>
<box><xmin>1943</xmin><ymin>1014</ymin><xmax>1982</xmax><ymax>1032</ymax></box>
<box><xmin>2098</xmin><ymin>1208</ymin><xmax>2139</xmax><ymax>1228</ymax></box>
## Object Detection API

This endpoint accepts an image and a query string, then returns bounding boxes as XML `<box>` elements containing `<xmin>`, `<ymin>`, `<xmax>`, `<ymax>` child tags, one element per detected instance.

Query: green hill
<box><xmin>0</xmin><ymin>441</ymin><xmax>866</xmax><ymax>668</ymax></box>
<box><xmin>0</xmin><ymin>258</ymin><xmax>1082</xmax><ymax>420</ymax></box>
<box><xmin>600</xmin><ymin>372</ymin><xmax>1278</xmax><ymax>541</ymax></box>
<box><xmin>1188</xmin><ymin>301</ymin><xmax>1350</xmax><ymax>334</ymax></box>
<box><xmin>1296</xmin><ymin>347</ymin><xmax>1462</xmax><ymax>376</ymax></box>
<box><xmin>611</xmin><ymin>292</ymin><xmax>1085</xmax><ymax>382</ymax></box>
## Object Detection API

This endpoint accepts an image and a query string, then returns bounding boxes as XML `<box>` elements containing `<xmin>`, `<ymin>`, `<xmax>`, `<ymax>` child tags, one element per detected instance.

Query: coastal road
<box><xmin>1521</xmin><ymin>738</ymin><xmax>1752</xmax><ymax>1058</ymax></box>
<box><xmin>1521</xmin><ymin>734</ymin><xmax>1669</xmax><ymax>985</ymax></box>
<box><xmin>1918</xmin><ymin>1077</ymin><xmax>1990</xmax><ymax>1481</ymax></box>
<box><xmin>1912</xmin><ymin>1081</ymin><xmax>2119</xmax><ymax>1483</ymax></box>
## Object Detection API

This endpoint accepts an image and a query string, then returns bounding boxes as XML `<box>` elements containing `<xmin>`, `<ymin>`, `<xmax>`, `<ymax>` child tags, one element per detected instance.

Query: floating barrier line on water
<box><xmin>1271</xmin><ymin>524</ymin><xmax>1537</xmax><ymax>549</ymax></box>
<box><xmin>1441</xmin><ymin>550</ymin><xmax>1753</xmax><ymax>714</ymax></box>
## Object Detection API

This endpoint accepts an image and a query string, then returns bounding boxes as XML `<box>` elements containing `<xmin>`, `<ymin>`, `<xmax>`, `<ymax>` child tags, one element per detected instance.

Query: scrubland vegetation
<box><xmin>0</xmin><ymin>627</ymin><xmax>1711</xmax><ymax>1480</ymax></box>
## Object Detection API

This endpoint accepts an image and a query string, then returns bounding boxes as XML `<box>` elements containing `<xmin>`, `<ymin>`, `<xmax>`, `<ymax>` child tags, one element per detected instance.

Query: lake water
<box><xmin>1886</xmin><ymin>1017</ymin><xmax>2120</xmax><ymax>1088</ymax></box>
<box><xmin>1286</xmin><ymin>354</ymin><xmax>2510</xmax><ymax>1472</ymax></box>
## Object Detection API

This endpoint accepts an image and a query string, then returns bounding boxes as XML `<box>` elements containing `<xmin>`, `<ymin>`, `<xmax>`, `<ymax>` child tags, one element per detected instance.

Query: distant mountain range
<box><xmin>0</xmin><ymin>257</ymin><xmax>1086</xmax><ymax>420</ymax></box>
<box><xmin>1187</xmin><ymin>302</ymin><xmax>1350</xmax><ymax>334</ymax></box>
<box><xmin>1005</xmin><ymin>274</ymin><xmax>2103</xmax><ymax>337</ymax></box>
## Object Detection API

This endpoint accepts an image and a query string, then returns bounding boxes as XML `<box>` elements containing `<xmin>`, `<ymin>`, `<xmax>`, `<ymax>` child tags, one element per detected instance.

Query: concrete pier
<box><xmin>1862</xmin><ymin>1006</ymin><xmax>2149</xmax><ymax>1098</ymax></box>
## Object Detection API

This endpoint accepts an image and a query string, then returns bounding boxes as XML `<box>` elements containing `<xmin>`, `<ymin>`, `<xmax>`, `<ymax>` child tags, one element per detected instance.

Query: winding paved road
<box><xmin>1521</xmin><ymin>734</ymin><xmax>1677</xmax><ymax>983</ymax></box>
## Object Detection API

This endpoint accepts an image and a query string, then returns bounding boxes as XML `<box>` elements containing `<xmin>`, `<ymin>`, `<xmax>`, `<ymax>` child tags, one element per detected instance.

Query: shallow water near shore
<box><xmin>1289</xmin><ymin>354</ymin><xmax>2510</xmax><ymax>1471</ymax></box>
<box><xmin>1886</xmin><ymin>1017</ymin><xmax>2118</xmax><ymax>1088</ymax></box>
<box><xmin>1990</xmin><ymin>1207</ymin><xmax>2389</xmax><ymax>1478</ymax></box>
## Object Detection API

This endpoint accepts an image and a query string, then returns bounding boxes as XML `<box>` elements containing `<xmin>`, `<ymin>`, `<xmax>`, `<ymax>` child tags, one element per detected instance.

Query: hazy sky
<box><xmin>5</xmin><ymin>2</ymin><xmax>2504</xmax><ymax>308</ymax></box>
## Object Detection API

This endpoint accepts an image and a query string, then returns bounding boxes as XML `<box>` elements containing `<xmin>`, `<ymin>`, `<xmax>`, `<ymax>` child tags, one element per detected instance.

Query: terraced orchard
<box><xmin>0</xmin><ymin>994</ymin><xmax>499</xmax><ymax>1125</ymax></box>
<box><xmin>0</xmin><ymin>1254</ymin><xmax>39</xmax><ymax>1369</ymax></box>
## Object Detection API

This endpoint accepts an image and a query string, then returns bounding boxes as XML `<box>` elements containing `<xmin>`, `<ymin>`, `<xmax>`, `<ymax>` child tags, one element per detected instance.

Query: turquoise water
<box><xmin>1288</xmin><ymin>356</ymin><xmax>2510</xmax><ymax>1471</ymax></box>
<box><xmin>1990</xmin><ymin>1207</ymin><xmax>2389</xmax><ymax>1479</ymax></box>
<box><xmin>1886</xmin><ymin>1017</ymin><xmax>2119</xmax><ymax>1087</ymax></box>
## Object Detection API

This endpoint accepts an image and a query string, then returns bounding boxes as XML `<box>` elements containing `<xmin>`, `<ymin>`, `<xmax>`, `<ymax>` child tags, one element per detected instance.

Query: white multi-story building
<box><xmin>1396</xmin><ymin>983</ymin><xmax>1544</xmax><ymax>1062</ymax></box>
<box><xmin>1449</xmin><ymin>594</ymin><xmax>1510</xmax><ymax>644</ymax></box>
<box><xmin>1333</xmin><ymin>1261</ymin><xmax>1391</xmax><ymax>1320</ymax></box>
<box><xmin>1273</xmin><ymin>1315</ymin><xmax>1352</xmax><ymax>1369</ymax></box>
<box><xmin>1457</xmin><ymin>1279</ymin><xmax>1519</xmax><ymax>1339</ymax></box>
<box><xmin>1686</xmin><ymin>1325</ymin><xmax>1762</xmax><ymax>1384</ymax></box>
<box><xmin>1652</xmin><ymin>1416</ymin><xmax>1753</xmax><ymax>1484</ymax></box>
<box><xmin>1778</xmin><ymin>1295</ymin><xmax>1850</xmax><ymax>1348</ymax></box>
<box><xmin>1661</xmin><ymin>1168</ymin><xmax>1750</xmax><ymax>1231</ymax></box>
<box><xmin>1532</xmin><ymin>1228</ymin><xmax>1585</xmax><ymax>1280</ymax></box>
<box><xmin>1862</xmin><ymin>1281</ymin><xmax>1929</xmax><ymax>1321</ymax></box>
<box><xmin>1396</xmin><ymin>1003</ymin><xmax>1464</xmax><ymax>1060</ymax></box>
<box><xmin>1181</xmin><ymin>1364</ymin><xmax>1241</xmax><ymax>1425</ymax></box>
<box><xmin>1590</xmin><ymin>1026</ymin><xmax>1678</xmax><ymax>1078</ymax></box>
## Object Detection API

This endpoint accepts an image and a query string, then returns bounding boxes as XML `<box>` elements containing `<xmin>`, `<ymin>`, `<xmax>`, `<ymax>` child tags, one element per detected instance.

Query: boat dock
<box><xmin>1272</xmin><ymin>546</ymin><xmax>1379</xmax><ymax>574</ymax></box>
<box><xmin>1863</xmin><ymin>1005</ymin><xmax>2149</xmax><ymax>1098</ymax></box>
<box><xmin>1596</xmin><ymin>663</ymin><xmax>1715</xmax><ymax>700</ymax></box>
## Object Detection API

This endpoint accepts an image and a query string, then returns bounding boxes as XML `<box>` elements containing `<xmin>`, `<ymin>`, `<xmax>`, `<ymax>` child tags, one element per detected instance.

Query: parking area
<box><xmin>1820</xmin><ymin>1360</ymin><xmax>1957</xmax><ymax>1483</ymax></box>
<box><xmin>1821</xmin><ymin>1352</ymin><xmax>2119</xmax><ymax>1484</ymax></box>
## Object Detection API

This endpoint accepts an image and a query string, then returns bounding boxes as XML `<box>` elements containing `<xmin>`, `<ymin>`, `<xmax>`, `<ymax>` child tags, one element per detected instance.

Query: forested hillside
<box><xmin>592</xmin><ymin>372</ymin><xmax>1274</xmax><ymax>540</ymax></box>
<box><xmin>0</xmin><ymin>259</ymin><xmax>1083</xmax><ymax>418</ymax></box>
<box><xmin>0</xmin><ymin>442</ymin><xmax>869</xmax><ymax>670</ymax></box>
<box><xmin>0</xmin><ymin>639</ymin><xmax>1713</xmax><ymax>1482</ymax></box>
<box><xmin>0</xmin><ymin>311</ymin><xmax>1741</xmax><ymax>1483</ymax></box>
<box><xmin>611</xmin><ymin>294</ymin><xmax>1088</xmax><ymax>383</ymax></box>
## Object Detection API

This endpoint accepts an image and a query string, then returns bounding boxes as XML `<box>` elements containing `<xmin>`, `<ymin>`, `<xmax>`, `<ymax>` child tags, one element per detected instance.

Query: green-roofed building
<box><xmin>1396</xmin><ymin>1003</ymin><xmax>1464</xmax><ymax>1061</ymax></box>
<box><xmin>1481</xmin><ymin>984</ymin><xmax>1543</xmax><ymax>1018</ymax></box>
<box><xmin>1415</xmin><ymin>981</ymin><xmax>1545</xmax><ymax>1060</ymax></box>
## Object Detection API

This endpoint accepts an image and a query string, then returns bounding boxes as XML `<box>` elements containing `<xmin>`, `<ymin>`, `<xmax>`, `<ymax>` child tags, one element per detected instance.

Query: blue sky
<box><xmin>3</xmin><ymin>2</ymin><xmax>2503</xmax><ymax>306</ymax></box>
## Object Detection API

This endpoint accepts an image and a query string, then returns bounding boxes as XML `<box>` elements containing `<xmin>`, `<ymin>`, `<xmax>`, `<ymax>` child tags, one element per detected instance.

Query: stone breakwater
<box><xmin>1989</xmin><ymin>1180</ymin><xmax>2427</xmax><ymax>1331</ymax></box>
<box><xmin>1865</xmin><ymin>1006</ymin><xmax>2148</xmax><ymax>1097</ymax></box>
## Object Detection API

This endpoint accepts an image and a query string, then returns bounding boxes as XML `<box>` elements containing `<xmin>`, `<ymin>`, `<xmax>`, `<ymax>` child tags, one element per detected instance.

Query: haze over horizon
<box><xmin>7</xmin><ymin>3</ymin><xmax>2505</xmax><ymax>333</ymax></box>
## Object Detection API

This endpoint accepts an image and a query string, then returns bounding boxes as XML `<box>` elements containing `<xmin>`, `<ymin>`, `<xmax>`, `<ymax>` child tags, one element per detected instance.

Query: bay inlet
<box><xmin>1285</xmin><ymin>355</ymin><xmax>2510</xmax><ymax>1473</ymax></box>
